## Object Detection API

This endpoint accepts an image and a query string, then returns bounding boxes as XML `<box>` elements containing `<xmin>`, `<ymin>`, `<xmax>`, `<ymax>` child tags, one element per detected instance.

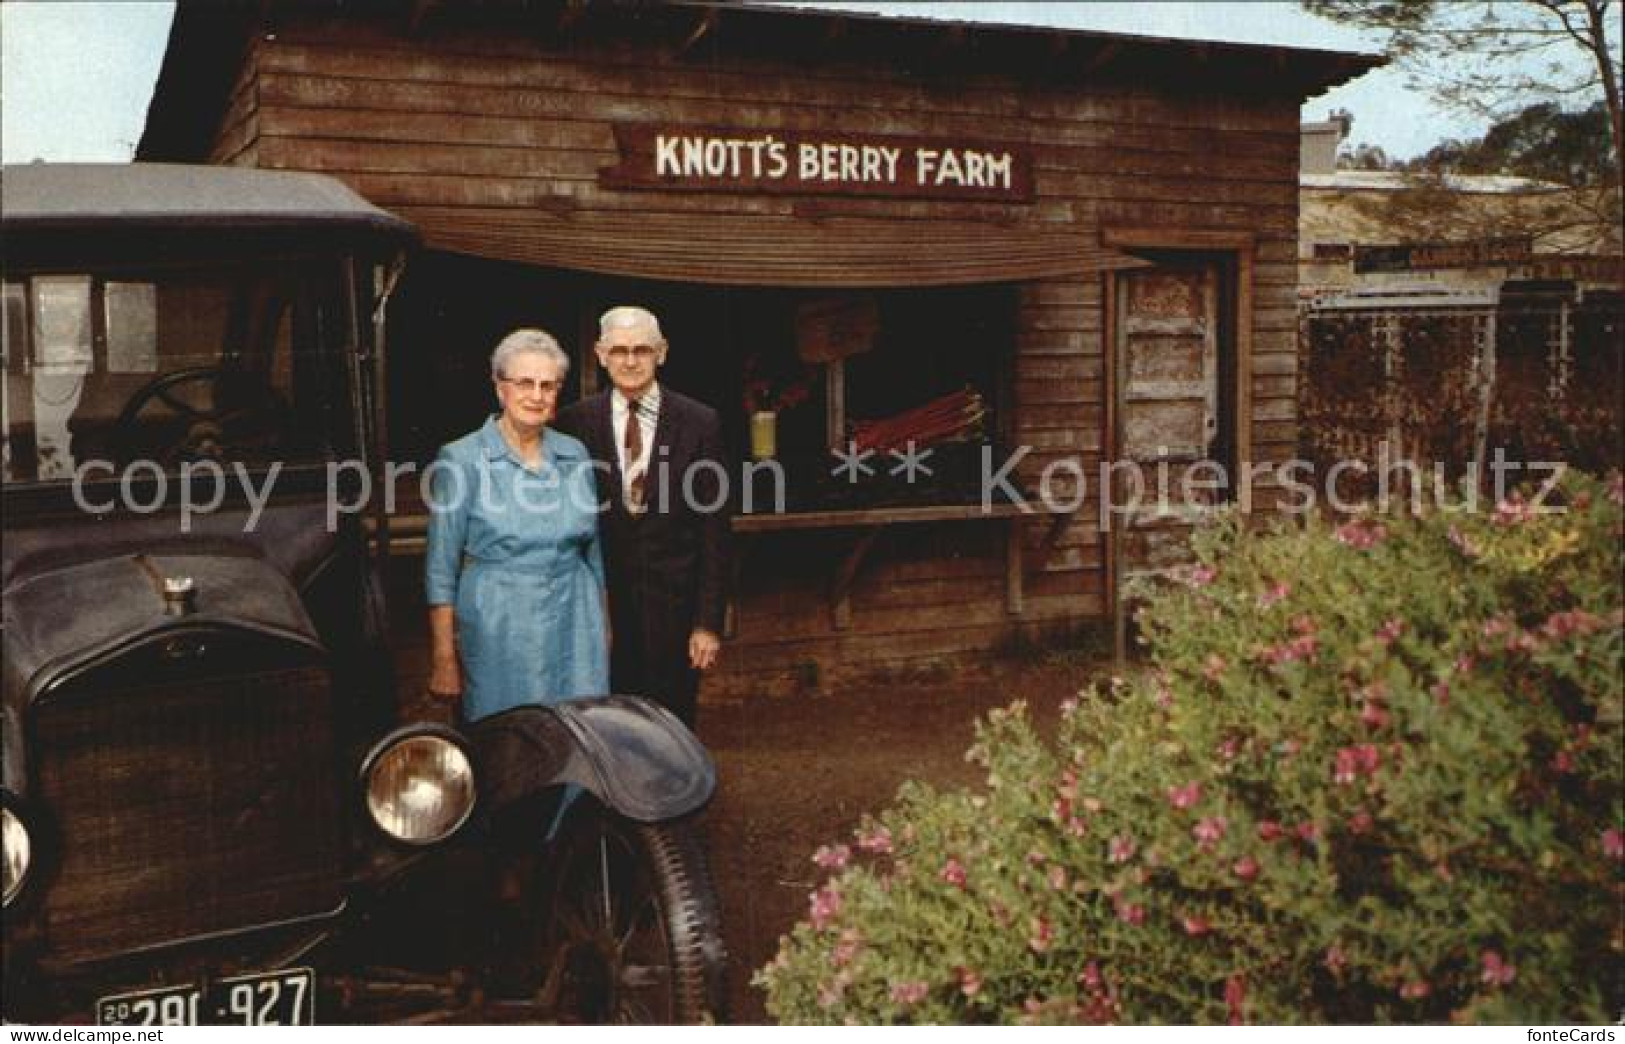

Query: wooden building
<box><xmin>137</xmin><ymin>0</ymin><xmax>1379</xmax><ymax>698</ymax></box>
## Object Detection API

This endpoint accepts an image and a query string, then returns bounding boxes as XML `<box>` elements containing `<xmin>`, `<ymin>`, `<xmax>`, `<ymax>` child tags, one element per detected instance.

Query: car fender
<box><xmin>467</xmin><ymin>696</ymin><xmax>714</xmax><ymax>824</ymax></box>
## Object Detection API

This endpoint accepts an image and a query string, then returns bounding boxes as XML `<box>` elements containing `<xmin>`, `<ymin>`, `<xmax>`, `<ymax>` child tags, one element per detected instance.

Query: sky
<box><xmin>0</xmin><ymin>1</ymin><xmax>1512</xmax><ymax>166</ymax></box>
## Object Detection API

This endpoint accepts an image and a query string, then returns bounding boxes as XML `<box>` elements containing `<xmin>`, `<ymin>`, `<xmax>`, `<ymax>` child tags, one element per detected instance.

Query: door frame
<box><xmin>1100</xmin><ymin>227</ymin><xmax>1255</xmax><ymax>660</ymax></box>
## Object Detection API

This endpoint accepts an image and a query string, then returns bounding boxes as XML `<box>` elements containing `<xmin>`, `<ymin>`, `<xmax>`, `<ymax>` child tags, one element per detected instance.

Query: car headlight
<box><xmin>363</xmin><ymin>732</ymin><xmax>475</xmax><ymax>845</ymax></box>
<box><xmin>2</xmin><ymin>804</ymin><xmax>30</xmax><ymax>907</ymax></box>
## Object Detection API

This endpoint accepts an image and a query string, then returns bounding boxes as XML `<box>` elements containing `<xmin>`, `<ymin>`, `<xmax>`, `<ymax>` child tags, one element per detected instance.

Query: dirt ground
<box><xmin>696</xmin><ymin>656</ymin><xmax>1102</xmax><ymax>1023</ymax></box>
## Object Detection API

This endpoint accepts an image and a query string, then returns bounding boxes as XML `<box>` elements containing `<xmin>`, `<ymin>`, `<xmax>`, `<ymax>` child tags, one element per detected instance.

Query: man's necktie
<box><xmin>624</xmin><ymin>397</ymin><xmax>647</xmax><ymax>515</ymax></box>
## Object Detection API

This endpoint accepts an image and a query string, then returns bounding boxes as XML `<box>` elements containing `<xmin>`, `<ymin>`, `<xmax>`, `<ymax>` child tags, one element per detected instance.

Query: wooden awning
<box><xmin>400</xmin><ymin>206</ymin><xmax>1148</xmax><ymax>287</ymax></box>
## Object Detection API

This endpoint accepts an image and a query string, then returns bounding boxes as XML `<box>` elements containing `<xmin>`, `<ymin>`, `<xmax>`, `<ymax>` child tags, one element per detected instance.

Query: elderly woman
<box><xmin>425</xmin><ymin>328</ymin><xmax>607</xmax><ymax>721</ymax></box>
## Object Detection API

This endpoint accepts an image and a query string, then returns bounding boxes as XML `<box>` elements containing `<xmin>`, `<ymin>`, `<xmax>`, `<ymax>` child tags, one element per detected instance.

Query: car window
<box><xmin>1</xmin><ymin>260</ymin><xmax>357</xmax><ymax>485</ymax></box>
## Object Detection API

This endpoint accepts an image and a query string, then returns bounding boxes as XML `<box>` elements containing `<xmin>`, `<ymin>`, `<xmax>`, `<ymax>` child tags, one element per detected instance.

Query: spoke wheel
<box><xmin>541</xmin><ymin>806</ymin><xmax>727</xmax><ymax>1025</ymax></box>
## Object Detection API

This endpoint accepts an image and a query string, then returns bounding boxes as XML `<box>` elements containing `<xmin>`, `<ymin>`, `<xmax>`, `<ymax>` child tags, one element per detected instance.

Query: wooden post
<box><xmin>1005</xmin><ymin>517</ymin><xmax>1025</xmax><ymax>617</ymax></box>
<box><xmin>1470</xmin><ymin>310</ymin><xmax>1497</xmax><ymax>488</ymax></box>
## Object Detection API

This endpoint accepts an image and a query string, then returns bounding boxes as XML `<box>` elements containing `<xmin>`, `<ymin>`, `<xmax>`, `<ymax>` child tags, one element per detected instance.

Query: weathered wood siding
<box><xmin>207</xmin><ymin>17</ymin><xmax>1303</xmax><ymax>693</ymax></box>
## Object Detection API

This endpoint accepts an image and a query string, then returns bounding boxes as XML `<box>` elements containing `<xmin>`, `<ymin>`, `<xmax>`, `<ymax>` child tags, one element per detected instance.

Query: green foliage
<box><xmin>756</xmin><ymin>471</ymin><xmax>1625</xmax><ymax>1024</ymax></box>
<box><xmin>1410</xmin><ymin>101</ymin><xmax>1619</xmax><ymax>188</ymax></box>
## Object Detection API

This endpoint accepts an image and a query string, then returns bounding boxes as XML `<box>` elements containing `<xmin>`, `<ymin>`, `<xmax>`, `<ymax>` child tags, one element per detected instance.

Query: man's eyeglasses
<box><xmin>604</xmin><ymin>345</ymin><xmax>659</xmax><ymax>361</ymax></box>
<box><xmin>500</xmin><ymin>377</ymin><xmax>562</xmax><ymax>395</ymax></box>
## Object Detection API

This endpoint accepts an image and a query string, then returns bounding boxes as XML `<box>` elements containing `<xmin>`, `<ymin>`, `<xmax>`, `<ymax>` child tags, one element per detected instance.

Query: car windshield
<box><xmin>2</xmin><ymin>258</ymin><xmax>358</xmax><ymax>485</ymax></box>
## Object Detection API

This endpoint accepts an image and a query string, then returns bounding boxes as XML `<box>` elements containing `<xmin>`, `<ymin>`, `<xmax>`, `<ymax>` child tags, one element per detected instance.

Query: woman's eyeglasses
<box><xmin>500</xmin><ymin>377</ymin><xmax>562</xmax><ymax>395</ymax></box>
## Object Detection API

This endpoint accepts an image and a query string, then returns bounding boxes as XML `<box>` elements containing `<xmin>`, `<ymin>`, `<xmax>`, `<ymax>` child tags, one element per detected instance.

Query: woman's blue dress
<box><xmin>424</xmin><ymin>416</ymin><xmax>609</xmax><ymax>722</ymax></box>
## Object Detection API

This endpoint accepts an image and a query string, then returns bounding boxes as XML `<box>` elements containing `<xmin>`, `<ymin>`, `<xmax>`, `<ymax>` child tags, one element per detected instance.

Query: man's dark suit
<box><xmin>556</xmin><ymin>387</ymin><xmax>730</xmax><ymax>726</ymax></box>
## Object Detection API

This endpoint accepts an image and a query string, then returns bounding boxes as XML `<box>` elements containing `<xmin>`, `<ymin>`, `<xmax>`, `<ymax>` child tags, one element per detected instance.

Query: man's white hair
<box><xmin>598</xmin><ymin>305</ymin><xmax>665</xmax><ymax>344</ymax></box>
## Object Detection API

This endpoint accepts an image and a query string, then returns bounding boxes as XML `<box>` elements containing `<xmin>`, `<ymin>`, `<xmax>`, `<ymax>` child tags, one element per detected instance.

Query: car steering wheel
<box><xmin>114</xmin><ymin>366</ymin><xmax>292</xmax><ymax>466</ymax></box>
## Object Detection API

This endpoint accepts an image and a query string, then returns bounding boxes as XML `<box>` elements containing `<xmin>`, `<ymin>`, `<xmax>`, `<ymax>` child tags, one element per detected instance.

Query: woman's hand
<box><xmin>427</xmin><ymin>604</ymin><xmax>462</xmax><ymax>699</ymax></box>
<box><xmin>427</xmin><ymin>657</ymin><xmax>463</xmax><ymax>700</ymax></box>
<box><xmin>689</xmin><ymin>628</ymin><xmax>720</xmax><ymax>671</ymax></box>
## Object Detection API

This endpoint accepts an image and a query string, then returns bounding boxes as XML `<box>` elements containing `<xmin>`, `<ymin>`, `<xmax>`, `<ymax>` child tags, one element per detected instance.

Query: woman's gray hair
<box><xmin>490</xmin><ymin>327</ymin><xmax>570</xmax><ymax>380</ymax></box>
<box><xmin>598</xmin><ymin>305</ymin><xmax>665</xmax><ymax>345</ymax></box>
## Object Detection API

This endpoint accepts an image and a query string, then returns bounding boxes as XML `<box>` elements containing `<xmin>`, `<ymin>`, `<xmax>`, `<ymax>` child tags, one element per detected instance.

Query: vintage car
<box><xmin>1</xmin><ymin>163</ymin><xmax>726</xmax><ymax>1024</ymax></box>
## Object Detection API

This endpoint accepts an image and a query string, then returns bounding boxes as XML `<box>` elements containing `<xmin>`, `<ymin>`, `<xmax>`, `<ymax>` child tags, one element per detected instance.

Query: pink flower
<box><xmin>1181</xmin><ymin>915</ymin><xmax>1211</xmax><ymax>936</ymax></box>
<box><xmin>1334</xmin><ymin>518</ymin><xmax>1387</xmax><ymax>550</ymax></box>
<box><xmin>1551</xmin><ymin>750</ymin><xmax>1575</xmax><ymax>774</ymax></box>
<box><xmin>1430</xmin><ymin>680</ymin><xmax>1452</xmax><ymax>706</ymax></box>
<box><xmin>856</xmin><ymin>825</ymin><xmax>893</xmax><ymax>855</ymax></box>
<box><xmin>1108</xmin><ymin>834</ymin><xmax>1138</xmax><ymax>863</ymax></box>
<box><xmin>1029</xmin><ymin>916</ymin><xmax>1055</xmax><ymax>952</ymax></box>
<box><xmin>1259</xmin><ymin>633</ymin><xmax>1319</xmax><ymax>666</ymax></box>
<box><xmin>1333</xmin><ymin>744</ymin><xmax>1382</xmax><ymax>785</ymax></box>
<box><xmin>1448</xmin><ymin>524</ymin><xmax>1481</xmax><ymax>558</ymax></box>
<box><xmin>957</xmin><ymin>966</ymin><xmax>983</xmax><ymax>998</ymax></box>
<box><xmin>1079</xmin><ymin>962</ymin><xmax>1104</xmax><ymax>991</ymax></box>
<box><xmin>1193</xmin><ymin>816</ymin><xmax>1228</xmax><ymax>852</ymax></box>
<box><xmin>1602</xmin><ymin>828</ymin><xmax>1625</xmax><ymax>860</ymax></box>
<box><xmin>808</xmin><ymin>885</ymin><xmax>842</xmax><ymax>930</ymax></box>
<box><xmin>1347</xmin><ymin>809</ymin><xmax>1374</xmax><ymax>835</ymax></box>
<box><xmin>1258</xmin><ymin>580</ymin><xmax>1291</xmax><ymax>608</ymax></box>
<box><xmin>940</xmin><ymin>858</ymin><xmax>968</xmax><ymax>889</ymax></box>
<box><xmin>1114</xmin><ymin>899</ymin><xmax>1146</xmax><ymax>926</ymax></box>
<box><xmin>890</xmin><ymin>980</ymin><xmax>929</xmax><ymax>1007</ymax></box>
<box><xmin>1181</xmin><ymin>564</ymin><xmax>1218</xmax><ymax>588</ymax></box>
<box><xmin>1167</xmin><ymin>781</ymin><xmax>1202</xmax><ymax>810</ymax></box>
<box><xmin>1257</xmin><ymin>820</ymin><xmax>1285</xmax><ymax>843</ymax></box>
<box><xmin>1216</xmin><ymin>736</ymin><xmax>1242</xmax><ymax>760</ymax></box>
<box><xmin>1295</xmin><ymin>820</ymin><xmax>1321</xmax><ymax>843</ymax></box>
<box><xmin>813</xmin><ymin>843</ymin><xmax>851</xmax><ymax>870</ymax></box>
<box><xmin>1542</xmin><ymin>608</ymin><xmax>1603</xmax><ymax>641</ymax></box>
<box><xmin>1492</xmin><ymin>494</ymin><xmax>1536</xmax><ymax>526</ymax></box>
<box><xmin>1481</xmin><ymin>950</ymin><xmax>1517</xmax><ymax>987</ymax></box>
<box><xmin>1323</xmin><ymin>945</ymin><xmax>1347</xmax><ymax>973</ymax></box>
<box><xmin>1232</xmin><ymin>856</ymin><xmax>1260</xmax><ymax>882</ymax></box>
<box><xmin>1224</xmin><ymin>974</ymin><xmax>1247</xmax><ymax>1025</ymax></box>
<box><xmin>1375</xmin><ymin>618</ymin><xmax>1405</xmax><ymax>645</ymax></box>
<box><xmin>1360</xmin><ymin>697</ymin><xmax>1391</xmax><ymax>730</ymax></box>
<box><xmin>1399</xmin><ymin>979</ymin><xmax>1431</xmax><ymax>1001</ymax></box>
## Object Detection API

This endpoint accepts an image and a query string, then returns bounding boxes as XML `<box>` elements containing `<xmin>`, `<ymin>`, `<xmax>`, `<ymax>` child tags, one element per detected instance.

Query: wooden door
<box><xmin>1113</xmin><ymin>260</ymin><xmax>1228</xmax><ymax>587</ymax></box>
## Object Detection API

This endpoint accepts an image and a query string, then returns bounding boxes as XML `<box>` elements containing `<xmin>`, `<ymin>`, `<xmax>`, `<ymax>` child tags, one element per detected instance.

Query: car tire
<box><xmin>539</xmin><ymin>803</ymin><xmax>728</xmax><ymax>1025</ymax></box>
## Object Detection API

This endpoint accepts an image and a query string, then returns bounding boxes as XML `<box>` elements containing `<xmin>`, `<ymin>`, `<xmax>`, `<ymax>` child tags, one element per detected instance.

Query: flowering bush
<box><xmin>756</xmin><ymin>471</ymin><xmax>1624</xmax><ymax>1024</ymax></box>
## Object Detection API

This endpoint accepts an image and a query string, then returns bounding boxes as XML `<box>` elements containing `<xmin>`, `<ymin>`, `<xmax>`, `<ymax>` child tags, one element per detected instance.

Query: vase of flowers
<box><xmin>742</xmin><ymin>356</ymin><xmax>812</xmax><ymax>461</ymax></box>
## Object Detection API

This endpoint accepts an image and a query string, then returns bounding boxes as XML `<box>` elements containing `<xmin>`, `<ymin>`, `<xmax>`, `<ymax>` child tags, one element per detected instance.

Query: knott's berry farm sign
<box><xmin>601</xmin><ymin>125</ymin><xmax>1035</xmax><ymax>202</ymax></box>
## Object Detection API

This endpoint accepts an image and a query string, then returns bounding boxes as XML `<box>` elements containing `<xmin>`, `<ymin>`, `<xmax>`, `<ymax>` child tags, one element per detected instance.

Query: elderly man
<box><xmin>555</xmin><ymin>305</ymin><xmax>730</xmax><ymax>728</ymax></box>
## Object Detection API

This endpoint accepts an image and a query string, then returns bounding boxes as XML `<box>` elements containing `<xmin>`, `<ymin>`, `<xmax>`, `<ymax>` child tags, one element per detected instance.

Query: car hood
<box><xmin>2</xmin><ymin>550</ymin><xmax>321</xmax><ymax>708</ymax></box>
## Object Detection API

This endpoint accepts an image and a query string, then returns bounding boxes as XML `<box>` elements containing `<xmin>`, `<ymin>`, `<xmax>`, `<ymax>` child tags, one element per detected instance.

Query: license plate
<box><xmin>97</xmin><ymin>968</ymin><xmax>314</xmax><ymax>1025</ymax></box>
